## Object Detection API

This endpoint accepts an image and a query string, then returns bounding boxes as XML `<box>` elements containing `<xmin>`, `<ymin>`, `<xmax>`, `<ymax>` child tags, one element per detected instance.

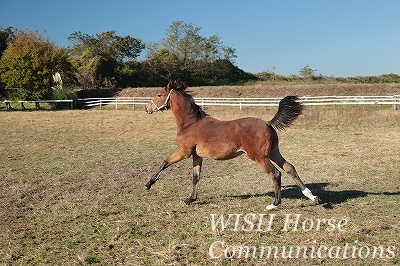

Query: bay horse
<box><xmin>145</xmin><ymin>80</ymin><xmax>318</xmax><ymax>210</ymax></box>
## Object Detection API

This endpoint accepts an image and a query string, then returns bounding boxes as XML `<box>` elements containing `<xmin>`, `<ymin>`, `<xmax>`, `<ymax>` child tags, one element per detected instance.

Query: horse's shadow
<box><xmin>229</xmin><ymin>182</ymin><xmax>400</xmax><ymax>209</ymax></box>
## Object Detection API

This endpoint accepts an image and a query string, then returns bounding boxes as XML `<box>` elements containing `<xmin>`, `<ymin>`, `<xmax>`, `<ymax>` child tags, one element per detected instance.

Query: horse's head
<box><xmin>146</xmin><ymin>80</ymin><xmax>187</xmax><ymax>114</ymax></box>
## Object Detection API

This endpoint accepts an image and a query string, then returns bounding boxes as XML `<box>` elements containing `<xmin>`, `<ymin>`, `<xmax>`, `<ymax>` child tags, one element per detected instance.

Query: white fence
<box><xmin>79</xmin><ymin>95</ymin><xmax>400</xmax><ymax>110</ymax></box>
<box><xmin>3</xmin><ymin>99</ymin><xmax>74</xmax><ymax>110</ymax></box>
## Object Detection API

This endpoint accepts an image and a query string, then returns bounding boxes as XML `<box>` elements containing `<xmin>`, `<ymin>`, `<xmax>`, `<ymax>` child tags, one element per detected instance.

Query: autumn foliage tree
<box><xmin>0</xmin><ymin>30</ymin><xmax>73</xmax><ymax>100</ymax></box>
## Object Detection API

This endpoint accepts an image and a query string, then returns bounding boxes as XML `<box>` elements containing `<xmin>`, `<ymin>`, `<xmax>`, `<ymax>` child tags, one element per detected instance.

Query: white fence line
<box><xmin>3</xmin><ymin>99</ymin><xmax>74</xmax><ymax>110</ymax></box>
<box><xmin>78</xmin><ymin>95</ymin><xmax>400</xmax><ymax>110</ymax></box>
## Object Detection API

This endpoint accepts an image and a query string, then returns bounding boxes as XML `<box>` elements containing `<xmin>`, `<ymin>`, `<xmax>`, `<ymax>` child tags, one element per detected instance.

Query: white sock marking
<box><xmin>266</xmin><ymin>204</ymin><xmax>278</xmax><ymax>210</ymax></box>
<box><xmin>302</xmin><ymin>187</ymin><xmax>318</xmax><ymax>201</ymax></box>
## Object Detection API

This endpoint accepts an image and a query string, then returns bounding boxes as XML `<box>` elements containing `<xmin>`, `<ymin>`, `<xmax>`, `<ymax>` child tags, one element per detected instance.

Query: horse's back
<box><xmin>196</xmin><ymin>116</ymin><xmax>272</xmax><ymax>138</ymax></box>
<box><xmin>183</xmin><ymin>116</ymin><xmax>273</xmax><ymax>160</ymax></box>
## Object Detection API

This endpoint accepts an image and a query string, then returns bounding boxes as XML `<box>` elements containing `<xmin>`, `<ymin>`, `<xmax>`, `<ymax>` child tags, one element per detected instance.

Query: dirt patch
<box><xmin>114</xmin><ymin>83</ymin><xmax>400</xmax><ymax>98</ymax></box>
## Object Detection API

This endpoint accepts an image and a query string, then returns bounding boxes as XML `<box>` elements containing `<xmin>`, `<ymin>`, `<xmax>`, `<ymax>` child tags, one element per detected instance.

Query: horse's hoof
<box><xmin>184</xmin><ymin>198</ymin><xmax>196</xmax><ymax>205</ymax></box>
<box><xmin>266</xmin><ymin>204</ymin><xmax>279</xmax><ymax>210</ymax></box>
<box><xmin>313</xmin><ymin>196</ymin><xmax>320</xmax><ymax>205</ymax></box>
<box><xmin>145</xmin><ymin>182</ymin><xmax>152</xmax><ymax>190</ymax></box>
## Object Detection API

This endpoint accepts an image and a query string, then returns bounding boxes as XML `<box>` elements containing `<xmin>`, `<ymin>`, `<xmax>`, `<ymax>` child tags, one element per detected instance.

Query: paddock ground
<box><xmin>0</xmin><ymin>105</ymin><xmax>399</xmax><ymax>265</ymax></box>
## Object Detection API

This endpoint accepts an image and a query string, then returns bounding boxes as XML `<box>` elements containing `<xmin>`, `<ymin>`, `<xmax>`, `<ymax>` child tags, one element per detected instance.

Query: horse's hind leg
<box><xmin>255</xmin><ymin>158</ymin><xmax>282</xmax><ymax>210</ymax></box>
<box><xmin>270</xmin><ymin>147</ymin><xmax>319</xmax><ymax>204</ymax></box>
<box><xmin>184</xmin><ymin>154</ymin><xmax>203</xmax><ymax>205</ymax></box>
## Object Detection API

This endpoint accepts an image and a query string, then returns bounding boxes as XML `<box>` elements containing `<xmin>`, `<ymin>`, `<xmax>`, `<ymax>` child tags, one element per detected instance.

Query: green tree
<box><xmin>145</xmin><ymin>47</ymin><xmax>180</xmax><ymax>82</ymax></box>
<box><xmin>299</xmin><ymin>64</ymin><xmax>317</xmax><ymax>80</ymax></box>
<box><xmin>68</xmin><ymin>30</ymin><xmax>145</xmax><ymax>89</ymax></box>
<box><xmin>147</xmin><ymin>21</ymin><xmax>239</xmax><ymax>84</ymax></box>
<box><xmin>161</xmin><ymin>21</ymin><xmax>236</xmax><ymax>63</ymax></box>
<box><xmin>0</xmin><ymin>26</ymin><xmax>13</xmax><ymax>97</ymax></box>
<box><xmin>0</xmin><ymin>30</ymin><xmax>74</xmax><ymax>100</ymax></box>
<box><xmin>0</xmin><ymin>26</ymin><xmax>13</xmax><ymax>57</ymax></box>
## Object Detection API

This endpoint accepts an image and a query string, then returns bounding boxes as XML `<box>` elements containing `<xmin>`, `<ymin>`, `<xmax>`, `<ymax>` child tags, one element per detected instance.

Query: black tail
<box><xmin>269</xmin><ymin>96</ymin><xmax>304</xmax><ymax>131</ymax></box>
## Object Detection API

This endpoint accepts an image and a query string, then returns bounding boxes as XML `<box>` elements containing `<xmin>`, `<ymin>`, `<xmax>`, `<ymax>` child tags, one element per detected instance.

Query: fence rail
<box><xmin>78</xmin><ymin>95</ymin><xmax>400</xmax><ymax>110</ymax></box>
<box><xmin>3</xmin><ymin>99</ymin><xmax>74</xmax><ymax>110</ymax></box>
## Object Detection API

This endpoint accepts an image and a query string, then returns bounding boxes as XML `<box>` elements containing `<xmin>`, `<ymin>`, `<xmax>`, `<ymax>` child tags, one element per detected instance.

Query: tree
<box><xmin>0</xmin><ymin>26</ymin><xmax>13</xmax><ymax>97</ymax></box>
<box><xmin>68</xmin><ymin>30</ymin><xmax>145</xmax><ymax>89</ymax></box>
<box><xmin>0</xmin><ymin>26</ymin><xmax>13</xmax><ymax>57</ymax></box>
<box><xmin>299</xmin><ymin>64</ymin><xmax>317</xmax><ymax>80</ymax></box>
<box><xmin>147</xmin><ymin>21</ymin><xmax>239</xmax><ymax>84</ymax></box>
<box><xmin>145</xmin><ymin>47</ymin><xmax>180</xmax><ymax>82</ymax></box>
<box><xmin>164</xmin><ymin>21</ymin><xmax>236</xmax><ymax>63</ymax></box>
<box><xmin>0</xmin><ymin>30</ymin><xmax>74</xmax><ymax>100</ymax></box>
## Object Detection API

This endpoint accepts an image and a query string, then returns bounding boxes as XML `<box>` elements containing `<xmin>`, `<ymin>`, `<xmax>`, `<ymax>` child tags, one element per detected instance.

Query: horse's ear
<box><xmin>166</xmin><ymin>80</ymin><xmax>187</xmax><ymax>91</ymax></box>
<box><xmin>175</xmin><ymin>80</ymin><xmax>187</xmax><ymax>91</ymax></box>
<box><xmin>182</xmin><ymin>81</ymin><xmax>188</xmax><ymax>91</ymax></box>
<box><xmin>165</xmin><ymin>80</ymin><xmax>174</xmax><ymax>91</ymax></box>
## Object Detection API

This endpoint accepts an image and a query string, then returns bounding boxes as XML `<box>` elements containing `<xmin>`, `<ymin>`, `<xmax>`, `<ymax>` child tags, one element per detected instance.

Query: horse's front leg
<box><xmin>184</xmin><ymin>154</ymin><xmax>203</xmax><ymax>205</ymax></box>
<box><xmin>145</xmin><ymin>160</ymin><xmax>168</xmax><ymax>190</ymax></box>
<box><xmin>145</xmin><ymin>149</ymin><xmax>190</xmax><ymax>190</ymax></box>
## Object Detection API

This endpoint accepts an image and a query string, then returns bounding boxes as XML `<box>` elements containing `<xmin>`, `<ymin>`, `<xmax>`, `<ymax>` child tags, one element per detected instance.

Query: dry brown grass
<box><xmin>116</xmin><ymin>83</ymin><xmax>400</xmax><ymax>98</ymax></box>
<box><xmin>1</xmin><ymin>96</ymin><xmax>399</xmax><ymax>265</ymax></box>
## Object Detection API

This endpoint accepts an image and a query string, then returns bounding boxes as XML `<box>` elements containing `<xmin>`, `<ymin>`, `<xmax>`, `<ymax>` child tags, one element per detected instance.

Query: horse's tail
<box><xmin>268</xmin><ymin>96</ymin><xmax>304</xmax><ymax>131</ymax></box>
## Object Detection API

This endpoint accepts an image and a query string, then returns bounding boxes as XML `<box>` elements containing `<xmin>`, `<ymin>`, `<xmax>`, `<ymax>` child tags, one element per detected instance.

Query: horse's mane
<box><xmin>171</xmin><ymin>80</ymin><xmax>208</xmax><ymax>120</ymax></box>
<box><xmin>176</xmin><ymin>89</ymin><xmax>209</xmax><ymax>119</ymax></box>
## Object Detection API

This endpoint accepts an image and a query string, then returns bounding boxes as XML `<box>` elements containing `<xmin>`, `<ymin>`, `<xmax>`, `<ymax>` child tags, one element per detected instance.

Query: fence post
<box><xmin>393</xmin><ymin>95</ymin><xmax>398</xmax><ymax>111</ymax></box>
<box><xmin>5</xmin><ymin>101</ymin><xmax>11</xmax><ymax>110</ymax></box>
<box><xmin>334</xmin><ymin>96</ymin><xmax>337</xmax><ymax>110</ymax></box>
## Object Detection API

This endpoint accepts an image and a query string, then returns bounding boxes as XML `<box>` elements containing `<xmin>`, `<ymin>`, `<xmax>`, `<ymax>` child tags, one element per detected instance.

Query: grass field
<box><xmin>1</xmin><ymin>103</ymin><xmax>399</xmax><ymax>265</ymax></box>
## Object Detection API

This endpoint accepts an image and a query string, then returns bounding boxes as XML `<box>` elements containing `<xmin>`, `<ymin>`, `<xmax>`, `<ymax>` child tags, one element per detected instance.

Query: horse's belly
<box><xmin>195</xmin><ymin>144</ymin><xmax>244</xmax><ymax>160</ymax></box>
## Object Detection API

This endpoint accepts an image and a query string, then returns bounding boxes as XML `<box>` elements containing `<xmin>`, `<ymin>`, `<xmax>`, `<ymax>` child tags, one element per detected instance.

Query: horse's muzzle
<box><xmin>145</xmin><ymin>104</ymin><xmax>153</xmax><ymax>114</ymax></box>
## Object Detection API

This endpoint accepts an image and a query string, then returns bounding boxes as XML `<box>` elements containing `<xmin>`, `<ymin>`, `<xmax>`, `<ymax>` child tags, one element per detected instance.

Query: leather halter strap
<box><xmin>151</xmin><ymin>89</ymin><xmax>174</xmax><ymax>111</ymax></box>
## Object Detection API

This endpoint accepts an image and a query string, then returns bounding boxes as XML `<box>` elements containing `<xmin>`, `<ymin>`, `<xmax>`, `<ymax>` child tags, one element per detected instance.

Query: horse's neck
<box><xmin>170</xmin><ymin>96</ymin><xmax>198</xmax><ymax>130</ymax></box>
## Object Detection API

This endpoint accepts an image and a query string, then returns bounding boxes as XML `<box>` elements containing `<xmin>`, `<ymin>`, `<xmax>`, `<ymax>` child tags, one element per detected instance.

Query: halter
<box><xmin>151</xmin><ymin>89</ymin><xmax>174</xmax><ymax>111</ymax></box>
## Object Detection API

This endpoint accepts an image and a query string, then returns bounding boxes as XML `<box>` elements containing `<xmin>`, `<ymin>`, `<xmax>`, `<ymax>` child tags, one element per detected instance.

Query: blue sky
<box><xmin>1</xmin><ymin>0</ymin><xmax>399</xmax><ymax>77</ymax></box>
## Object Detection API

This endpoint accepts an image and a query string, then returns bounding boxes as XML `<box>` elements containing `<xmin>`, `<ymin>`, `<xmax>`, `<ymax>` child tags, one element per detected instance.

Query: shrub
<box><xmin>0</xmin><ymin>30</ymin><xmax>74</xmax><ymax>100</ymax></box>
<box><xmin>52</xmin><ymin>86</ymin><xmax>78</xmax><ymax>101</ymax></box>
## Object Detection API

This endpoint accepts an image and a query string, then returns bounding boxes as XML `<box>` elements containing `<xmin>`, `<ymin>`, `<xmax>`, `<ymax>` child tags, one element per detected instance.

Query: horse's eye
<box><xmin>157</xmin><ymin>94</ymin><xmax>161</xmax><ymax>97</ymax></box>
